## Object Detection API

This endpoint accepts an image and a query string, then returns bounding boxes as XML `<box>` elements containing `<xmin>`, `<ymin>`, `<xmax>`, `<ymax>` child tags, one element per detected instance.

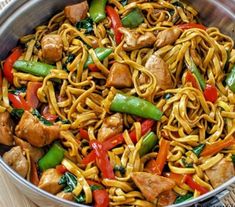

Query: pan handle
<box><xmin>194</xmin><ymin>189</ymin><xmax>230</xmax><ymax>207</ymax></box>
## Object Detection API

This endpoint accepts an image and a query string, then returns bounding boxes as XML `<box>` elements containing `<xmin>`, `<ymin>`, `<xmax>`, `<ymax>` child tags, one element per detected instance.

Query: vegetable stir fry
<box><xmin>0</xmin><ymin>0</ymin><xmax>235</xmax><ymax>206</ymax></box>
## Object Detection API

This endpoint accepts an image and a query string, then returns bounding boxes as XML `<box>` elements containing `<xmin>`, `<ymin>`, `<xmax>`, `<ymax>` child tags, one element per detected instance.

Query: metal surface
<box><xmin>0</xmin><ymin>0</ymin><xmax>235</xmax><ymax>206</ymax></box>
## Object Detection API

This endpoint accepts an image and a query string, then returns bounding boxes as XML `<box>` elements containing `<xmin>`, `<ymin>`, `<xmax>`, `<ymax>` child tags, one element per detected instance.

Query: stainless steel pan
<box><xmin>0</xmin><ymin>0</ymin><xmax>234</xmax><ymax>206</ymax></box>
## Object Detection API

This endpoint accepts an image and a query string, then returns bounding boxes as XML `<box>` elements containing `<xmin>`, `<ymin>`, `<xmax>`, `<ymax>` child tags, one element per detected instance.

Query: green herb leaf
<box><xmin>59</xmin><ymin>172</ymin><xmax>77</xmax><ymax>193</ymax></box>
<box><xmin>174</xmin><ymin>193</ymin><xmax>193</xmax><ymax>204</ymax></box>
<box><xmin>8</xmin><ymin>87</ymin><xmax>26</xmax><ymax>95</ymax></box>
<box><xmin>32</xmin><ymin>109</ymin><xmax>53</xmax><ymax>126</ymax></box>
<box><xmin>65</xmin><ymin>54</ymin><xmax>76</xmax><ymax>65</ymax></box>
<box><xmin>90</xmin><ymin>185</ymin><xmax>102</xmax><ymax>191</ymax></box>
<box><xmin>74</xmin><ymin>193</ymin><xmax>86</xmax><ymax>203</ymax></box>
<box><xmin>11</xmin><ymin>108</ymin><xmax>24</xmax><ymax>119</ymax></box>
<box><xmin>182</xmin><ymin>158</ymin><xmax>193</xmax><ymax>168</ymax></box>
<box><xmin>120</xmin><ymin>0</ymin><xmax>128</xmax><ymax>6</ymax></box>
<box><xmin>114</xmin><ymin>165</ymin><xmax>126</xmax><ymax>175</ymax></box>
<box><xmin>231</xmin><ymin>154</ymin><xmax>235</xmax><ymax>164</ymax></box>
<box><xmin>164</xmin><ymin>93</ymin><xmax>173</xmax><ymax>100</ymax></box>
<box><xmin>192</xmin><ymin>144</ymin><xmax>205</xmax><ymax>157</ymax></box>
<box><xmin>76</xmin><ymin>17</ymin><xmax>94</xmax><ymax>34</ymax></box>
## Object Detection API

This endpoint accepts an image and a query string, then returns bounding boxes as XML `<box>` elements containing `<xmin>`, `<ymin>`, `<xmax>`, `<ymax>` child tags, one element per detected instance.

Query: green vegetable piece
<box><xmin>182</xmin><ymin>158</ymin><xmax>193</xmax><ymax>168</ymax></box>
<box><xmin>10</xmin><ymin>108</ymin><xmax>24</xmax><ymax>119</ymax></box>
<box><xmin>120</xmin><ymin>0</ymin><xmax>128</xmax><ymax>6</ymax></box>
<box><xmin>76</xmin><ymin>17</ymin><xmax>94</xmax><ymax>34</ymax></box>
<box><xmin>114</xmin><ymin>165</ymin><xmax>126</xmax><ymax>175</ymax></box>
<box><xmin>110</xmin><ymin>93</ymin><xmax>163</xmax><ymax>121</ymax></box>
<box><xmin>174</xmin><ymin>193</ymin><xmax>193</xmax><ymax>204</ymax></box>
<box><xmin>75</xmin><ymin>193</ymin><xmax>86</xmax><ymax>203</ymax></box>
<box><xmin>192</xmin><ymin>143</ymin><xmax>205</xmax><ymax>157</ymax></box>
<box><xmin>231</xmin><ymin>154</ymin><xmax>235</xmax><ymax>164</ymax></box>
<box><xmin>189</xmin><ymin>58</ymin><xmax>206</xmax><ymax>90</ymax></box>
<box><xmin>32</xmin><ymin>109</ymin><xmax>53</xmax><ymax>126</ymax></box>
<box><xmin>226</xmin><ymin>64</ymin><xmax>235</xmax><ymax>93</ymax></box>
<box><xmin>59</xmin><ymin>172</ymin><xmax>77</xmax><ymax>192</ymax></box>
<box><xmin>84</xmin><ymin>48</ymin><xmax>113</xmax><ymax>68</ymax></box>
<box><xmin>8</xmin><ymin>87</ymin><xmax>26</xmax><ymax>95</ymax></box>
<box><xmin>13</xmin><ymin>60</ymin><xmax>54</xmax><ymax>77</ymax></box>
<box><xmin>38</xmin><ymin>142</ymin><xmax>65</xmax><ymax>171</ymax></box>
<box><xmin>139</xmin><ymin>132</ymin><xmax>157</xmax><ymax>157</ymax></box>
<box><xmin>89</xmin><ymin>0</ymin><xmax>108</xmax><ymax>23</ymax></box>
<box><xmin>121</xmin><ymin>8</ymin><xmax>144</xmax><ymax>28</ymax></box>
<box><xmin>90</xmin><ymin>185</ymin><xmax>103</xmax><ymax>191</ymax></box>
<box><xmin>164</xmin><ymin>93</ymin><xmax>173</xmax><ymax>100</ymax></box>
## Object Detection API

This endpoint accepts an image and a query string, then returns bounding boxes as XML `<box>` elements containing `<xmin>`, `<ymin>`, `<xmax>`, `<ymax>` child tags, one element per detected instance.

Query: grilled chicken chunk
<box><xmin>14</xmin><ymin>136</ymin><xmax>44</xmax><ymax>162</ymax></box>
<box><xmin>106</xmin><ymin>62</ymin><xmax>133</xmax><ymax>88</ymax></box>
<box><xmin>3</xmin><ymin>146</ymin><xmax>29</xmax><ymax>178</ymax></box>
<box><xmin>57</xmin><ymin>191</ymin><xmax>74</xmax><ymax>201</ymax></box>
<box><xmin>131</xmin><ymin>172</ymin><xmax>175</xmax><ymax>202</ymax></box>
<box><xmin>15</xmin><ymin>111</ymin><xmax>60</xmax><ymax>147</ymax></box>
<box><xmin>41</xmin><ymin>34</ymin><xmax>63</xmax><ymax>63</ymax></box>
<box><xmin>98</xmin><ymin>113</ymin><xmax>123</xmax><ymax>142</ymax></box>
<box><xmin>119</xmin><ymin>27</ymin><xmax>156</xmax><ymax>51</ymax></box>
<box><xmin>154</xmin><ymin>27</ymin><xmax>182</xmax><ymax>48</ymax></box>
<box><xmin>144</xmin><ymin>54</ymin><xmax>173</xmax><ymax>90</ymax></box>
<box><xmin>38</xmin><ymin>168</ymin><xmax>63</xmax><ymax>194</ymax></box>
<box><xmin>0</xmin><ymin>111</ymin><xmax>14</xmax><ymax>146</ymax></box>
<box><xmin>157</xmin><ymin>190</ymin><xmax>177</xmax><ymax>207</ymax></box>
<box><xmin>205</xmin><ymin>158</ymin><xmax>234</xmax><ymax>188</ymax></box>
<box><xmin>64</xmin><ymin>1</ymin><xmax>89</xmax><ymax>24</ymax></box>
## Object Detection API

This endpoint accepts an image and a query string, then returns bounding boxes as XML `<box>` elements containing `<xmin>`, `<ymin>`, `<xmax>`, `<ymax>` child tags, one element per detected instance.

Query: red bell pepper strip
<box><xmin>82</xmin><ymin>119</ymin><xmax>154</xmax><ymax>164</ymax></box>
<box><xmin>145</xmin><ymin>139</ymin><xmax>170</xmax><ymax>175</ymax></box>
<box><xmin>87</xmin><ymin>179</ymin><xmax>102</xmax><ymax>187</ymax></box>
<box><xmin>185</xmin><ymin>71</ymin><xmax>199</xmax><ymax>89</ymax></box>
<box><xmin>185</xmin><ymin>175</ymin><xmax>208</xmax><ymax>195</ymax></box>
<box><xmin>56</xmin><ymin>164</ymin><xmax>67</xmax><ymax>174</ymax></box>
<box><xmin>106</xmin><ymin>6</ymin><xmax>123</xmax><ymax>44</ymax></box>
<box><xmin>80</xmin><ymin>128</ymin><xmax>90</xmax><ymax>140</ymax></box>
<box><xmin>42</xmin><ymin>105</ymin><xmax>58</xmax><ymax>122</ymax></box>
<box><xmin>88</xmin><ymin>64</ymin><xmax>99</xmax><ymax>72</ymax></box>
<box><xmin>164</xmin><ymin>172</ymin><xmax>186</xmax><ymax>186</ymax></box>
<box><xmin>178</xmin><ymin>23</ymin><xmax>207</xmax><ymax>31</ymax></box>
<box><xmin>201</xmin><ymin>136</ymin><xmax>234</xmax><ymax>157</ymax></box>
<box><xmin>93</xmin><ymin>189</ymin><xmax>109</xmax><ymax>207</ymax></box>
<box><xmin>91</xmin><ymin>140</ymin><xmax>115</xmax><ymax>179</ymax></box>
<box><xmin>26</xmin><ymin>82</ymin><xmax>42</xmax><ymax>109</ymax></box>
<box><xmin>3</xmin><ymin>47</ymin><xmax>22</xmax><ymax>84</ymax></box>
<box><xmin>8</xmin><ymin>93</ymin><xmax>31</xmax><ymax>110</ymax></box>
<box><xmin>203</xmin><ymin>84</ymin><xmax>218</xmax><ymax>103</ymax></box>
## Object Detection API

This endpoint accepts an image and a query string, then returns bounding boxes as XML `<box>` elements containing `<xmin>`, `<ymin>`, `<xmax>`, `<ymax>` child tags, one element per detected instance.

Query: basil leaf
<box><xmin>231</xmin><ymin>154</ymin><xmax>235</xmax><ymax>164</ymax></box>
<box><xmin>120</xmin><ymin>0</ymin><xmax>128</xmax><ymax>6</ymax></box>
<box><xmin>11</xmin><ymin>108</ymin><xmax>24</xmax><ymax>119</ymax></box>
<box><xmin>32</xmin><ymin>109</ymin><xmax>53</xmax><ymax>126</ymax></box>
<box><xmin>74</xmin><ymin>193</ymin><xmax>86</xmax><ymax>203</ymax></box>
<box><xmin>90</xmin><ymin>185</ymin><xmax>102</xmax><ymax>191</ymax></box>
<box><xmin>175</xmin><ymin>193</ymin><xmax>193</xmax><ymax>204</ymax></box>
<box><xmin>8</xmin><ymin>87</ymin><xmax>26</xmax><ymax>95</ymax></box>
<box><xmin>192</xmin><ymin>144</ymin><xmax>205</xmax><ymax>157</ymax></box>
<box><xmin>76</xmin><ymin>17</ymin><xmax>93</xmax><ymax>34</ymax></box>
<box><xmin>59</xmin><ymin>172</ymin><xmax>77</xmax><ymax>193</ymax></box>
<box><xmin>114</xmin><ymin>165</ymin><xmax>126</xmax><ymax>175</ymax></box>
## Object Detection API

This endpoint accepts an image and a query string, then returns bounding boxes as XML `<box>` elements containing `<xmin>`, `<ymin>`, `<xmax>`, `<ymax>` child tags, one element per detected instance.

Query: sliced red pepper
<box><xmin>56</xmin><ymin>164</ymin><xmax>67</xmax><ymax>174</ymax></box>
<box><xmin>87</xmin><ymin>179</ymin><xmax>102</xmax><ymax>187</ymax></box>
<box><xmin>26</xmin><ymin>82</ymin><xmax>42</xmax><ymax>109</ymax></box>
<box><xmin>203</xmin><ymin>84</ymin><xmax>218</xmax><ymax>103</ymax></box>
<box><xmin>146</xmin><ymin>139</ymin><xmax>170</xmax><ymax>175</ymax></box>
<box><xmin>185</xmin><ymin>175</ymin><xmax>208</xmax><ymax>195</ymax></box>
<box><xmin>91</xmin><ymin>140</ymin><xmax>115</xmax><ymax>179</ymax></box>
<box><xmin>80</xmin><ymin>128</ymin><xmax>90</xmax><ymax>140</ymax></box>
<box><xmin>88</xmin><ymin>64</ymin><xmax>99</xmax><ymax>72</ymax></box>
<box><xmin>178</xmin><ymin>23</ymin><xmax>207</xmax><ymax>31</ymax></box>
<box><xmin>201</xmin><ymin>136</ymin><xmax>234</xmax><ymax>157</ymax></box>
<box><xmin>185</xmin><ymin>71</ymin><xmax>199</xmax><ymax>89</ymax></box>
<box><xmin>42</xmin><ymin>105</ymin><xmax>58</xmax><ymax>122</ymax></box>
<box><xmin>106</xmin><ymin>6</ymin><xmax>123</xmax><ymax>44</ymax></box>
<box><xmin>30</xmin><ymin>157</ymin><xmax>39</xmax><ymax>186</ymax></box>
<box><xmin>164</xmin><ymin>172</ymin><xmax>186</xmax><ymax>186</ymax></box>
<box><xmin>93</xmin><ymin>189</ymin><xmax>109</xmax><ymax>207</ymax></box>
<box><xmin>82</xmin><ymin>119</ymin><xmax>154</xmax><ymax>164</ymax></box>
<box><xmin>3</xmin><ymin>47</ymin><xmax>22</xmax><ymax>84</ymax></box>
<box><xmin>8</xmin><ymin>93</ymin><xmax>30</xmax><ymax>110</ymax></box>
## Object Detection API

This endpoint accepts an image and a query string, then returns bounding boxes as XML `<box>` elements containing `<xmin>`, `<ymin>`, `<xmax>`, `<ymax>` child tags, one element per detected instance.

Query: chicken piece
<box><xmin>144</xmin><ymin>54</ymin><xmax>173</xmax><ymax>90</ymax></box>
<box><xmin>157</xmin><ymin>190</ymin><xmax>177</xmax><ymax>207</ymax></box>
<box><xmin>38</xmin><ymin>168</ymin><xmax>63</xmax><ymax>194</ymax></box>
<box><xmin>3</xmin><ymin>146</ymin><xmax>29</xmax><ymax>178</ymax></box>
<box><xmin>119</xmin><ymin>27</ymin><xmax>156</xmax><ymax>51</ymax></box>
<box><xmin>41</xmin><ymin>34</ymin><xmax>63</xmax><ymax>63</ymax></box>
<box><xmin>154</xmin><ymin>27</ymin><xmax>182</xmax><ymax>48</ymax></box>
<box><xmin>205</xmin><ymin>158</ymin><xmax>234</xmax><ymax>188</ymax></box>
<box><xmin>56</xmin><ymin>191</ymin><xmax>74</xmax><ymax>201</ymax></box>
<box><xmin>64</xmin><ymin>1</ymin><xmax>89</xmax><ymax>24</ymax></box>
<box><xmin>0</xmin><ymin>111</ymin><xmax>14</xmax><ymax>146</ymax></box>
<box><xmin>106</xmin><ymin>62</ymin><xmax>133</xmax><ymax>88</ymax></box>
<box><xmin>97</xmin><ymin>113</ymin><xmax>123</xmax><ymax>142</ymax></box>
<box><xmin>15</xmin><ymin>111</ymin><xmax>60</xmax><ymax>147</ymax></box>
<box><xmin>14</xmin><ymin>136</ymin><xmax>44</xmax><ymax>162</ymax></box>
<box><xmin>131</xmin><ymin>172</ymin><xmax>175</xmax><ymax>202</ymax></box>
